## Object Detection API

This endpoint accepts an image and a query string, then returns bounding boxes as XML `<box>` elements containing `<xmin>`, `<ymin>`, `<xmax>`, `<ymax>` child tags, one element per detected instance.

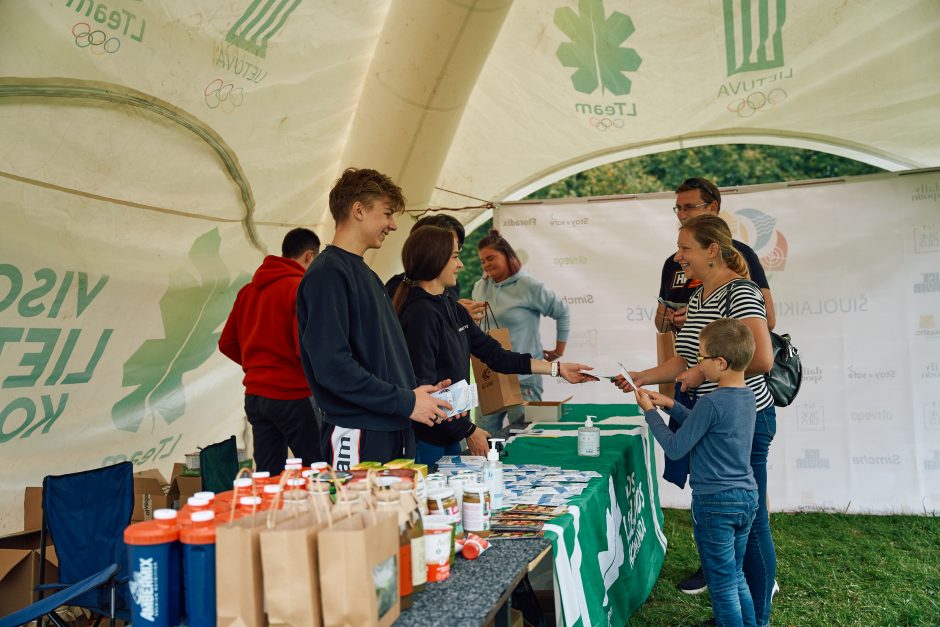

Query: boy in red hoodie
<box><xmin>219</xmin><ymin>228</ymin><xmax>323</xmax><ymax>473</ymax></box>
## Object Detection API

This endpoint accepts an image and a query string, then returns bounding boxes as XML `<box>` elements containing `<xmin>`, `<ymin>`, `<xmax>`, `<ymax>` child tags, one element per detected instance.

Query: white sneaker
<box><xmin>772</xmin><ymin>579</ymin><xmax>780</xmax><ymax>598</ymax></box>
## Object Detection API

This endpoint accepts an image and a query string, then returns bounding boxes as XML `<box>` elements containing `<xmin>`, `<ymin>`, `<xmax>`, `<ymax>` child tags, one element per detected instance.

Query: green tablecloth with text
<box><xmin>502</xmin><ymin>404</ymin><xmax>666</xmax><ymax>626</ymax></box>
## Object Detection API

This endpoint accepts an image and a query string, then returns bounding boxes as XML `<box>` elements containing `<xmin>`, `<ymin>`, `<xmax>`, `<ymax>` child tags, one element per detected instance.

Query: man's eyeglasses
<box><xmin>673</xmin><ymin>202</ymin><xmax>709</xmax><ymax>214</ymax></box>
<box><xmin>696</xmin><ymin>354</ymin><xmax>726</xmax><ymax>364</ymax></box>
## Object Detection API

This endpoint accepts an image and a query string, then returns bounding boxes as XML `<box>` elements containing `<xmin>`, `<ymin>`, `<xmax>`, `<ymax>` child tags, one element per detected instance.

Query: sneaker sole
<box><xmin>678</xmin><ymin>585</ymin><xmax>708</xmax><ymax>595</ymax></box>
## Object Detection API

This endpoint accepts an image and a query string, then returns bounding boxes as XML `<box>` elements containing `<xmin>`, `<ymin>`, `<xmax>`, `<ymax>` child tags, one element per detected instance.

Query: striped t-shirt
<box><xmin>675</xmin><ymin>279</ymin><xmax>774</xmax><ymax>410</ymax></box>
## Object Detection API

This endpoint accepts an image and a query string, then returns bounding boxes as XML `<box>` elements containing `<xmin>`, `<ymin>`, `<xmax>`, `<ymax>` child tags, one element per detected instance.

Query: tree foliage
<box><xmin>458</xmin><ymin>144</ymin><xmax>882</xmax><ymax>299</ymax></box>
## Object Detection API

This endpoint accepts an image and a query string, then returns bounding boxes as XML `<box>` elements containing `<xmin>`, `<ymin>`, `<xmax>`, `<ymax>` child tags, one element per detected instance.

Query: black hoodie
<box><xmin>398</xmin><ymin>286</ymin><xmax>531</xmax><ymax>446</ymax></box>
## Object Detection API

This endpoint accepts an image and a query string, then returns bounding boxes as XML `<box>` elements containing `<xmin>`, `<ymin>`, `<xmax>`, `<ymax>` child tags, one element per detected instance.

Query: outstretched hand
<box><xmin>558</xmin><ymin>363</ymin><xmax>597</xmax><ymax>384</ymax></box>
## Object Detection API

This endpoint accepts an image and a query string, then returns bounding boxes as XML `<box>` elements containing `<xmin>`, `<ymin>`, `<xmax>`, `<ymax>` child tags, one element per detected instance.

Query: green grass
<box><xmin>628</xmin><ymin>508</ymin><xmax>940</xmax><ymax>626</ymax></box>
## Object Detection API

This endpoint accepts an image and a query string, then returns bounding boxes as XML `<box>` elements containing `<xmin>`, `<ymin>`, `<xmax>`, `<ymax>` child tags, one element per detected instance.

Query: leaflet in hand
<box><xmin>431</xmin><ymin>379</ymin><xmax>478</xmax><ymax>417</ymax></box>
<box><xmin>618</xmin><ymin>362</ymin><xmax>641</xmax><ymax>390</ymax></box>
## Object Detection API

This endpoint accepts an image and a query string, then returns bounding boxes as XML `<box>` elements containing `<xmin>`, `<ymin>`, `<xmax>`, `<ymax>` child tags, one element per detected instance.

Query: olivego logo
<box><xmin>554</xmin><ymin>0</ymin><xmax>642</xmax><ymax>96</ymax></box>
<box><xmin>722</xmin><ymin>0</ymin><xmax>787</xmax><ymax>76</ymax></box>
<box><xmin>111</xmin><ymin>229</ymin><xmax>249</xmax><ymax>433</ymax></box>
<box><xmin>226</xmin><ymin>0</ymin><xmax>303</xmax><ymax>59</ymax></box>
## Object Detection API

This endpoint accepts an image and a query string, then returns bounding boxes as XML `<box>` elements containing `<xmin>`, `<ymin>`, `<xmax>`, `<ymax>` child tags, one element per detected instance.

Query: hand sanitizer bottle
<box><xmin>578</xmin><ymin>415</ymin><xmax>600</xmax><ymax>457</ymax></box>
<box><xmin>482</xmin><ymin>438</ymin><xmax>505</xmax><ymax>509</ymax></box>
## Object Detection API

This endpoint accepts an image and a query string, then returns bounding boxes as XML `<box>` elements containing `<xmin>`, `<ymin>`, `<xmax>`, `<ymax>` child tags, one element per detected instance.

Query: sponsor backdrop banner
<box><xmin>495</xmin><ymin>169</ymin><xmax>940</xmax><ymax>514</ymax></box>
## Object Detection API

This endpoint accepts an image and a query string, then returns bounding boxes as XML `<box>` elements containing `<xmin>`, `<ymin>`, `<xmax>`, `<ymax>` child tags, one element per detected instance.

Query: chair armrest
<box><xmin>35</xmin><ymin>582</ymin><xmax>69</xmax><ymax>592</ymax></box>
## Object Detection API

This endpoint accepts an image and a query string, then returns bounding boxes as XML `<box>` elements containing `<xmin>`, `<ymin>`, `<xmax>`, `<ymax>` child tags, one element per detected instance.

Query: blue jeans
<box><xmin>744</xmin><ymin>405</ymin><xmax>778</xmax><ymax>627</ymax></box>
<box><xmin>414</xmin><ymin>439</ymin><xmax>462</xmax><ymax>466</ymax></box>
<box><xmin>693</xmin><ymin>488</ymin><xmax>759</xmax><ymax>627</ymax></box>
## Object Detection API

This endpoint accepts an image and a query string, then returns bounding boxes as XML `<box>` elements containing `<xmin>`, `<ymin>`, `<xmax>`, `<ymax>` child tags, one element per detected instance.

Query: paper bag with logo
<box><xmin>318</xmin><ymin>510</ymin><xmax>400</xmax><ymax>627</ymax></box>
<box><xmin>656</xmin><ymin>331</ymin><xmax>677</xmax><ymax>399</ymax></box>
<box><xmin>260</xmin><ymin>477</ymin><xmax>345</xmax><ymax>627</ymax></box>
<box><xmin>471</xmin><ymin>304</ymin><xmax>523</xmax><ymax>414</ymax></box>
<box><xmin>216</xmin><ymin>510</ymin><xmax>267</xmax><ymax>627</ymax></box>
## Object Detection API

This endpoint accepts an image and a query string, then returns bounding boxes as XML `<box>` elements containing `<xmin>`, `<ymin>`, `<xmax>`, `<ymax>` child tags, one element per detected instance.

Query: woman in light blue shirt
<box><xmin>472</xmin><ymin>229</ymin><xmax>570</xmax><ymax>430</ymax></box>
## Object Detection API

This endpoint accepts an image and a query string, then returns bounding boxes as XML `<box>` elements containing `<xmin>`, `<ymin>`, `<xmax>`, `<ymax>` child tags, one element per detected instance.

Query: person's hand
<box><xmin>613</xmin><ymin>371</ymin><xmax>645</xmax><ymax>393</ymax></box>
<box><xmin>458</xmin><ymin>299</ymin><xmax>487</xmax><ymax>323</ymax></box>
<box><xmin>544</xmin><ymin>346</ymin><xmax>564</xmax><ymax>361</ymax></box>
<box><xmin>466</xmin><ymin>427</ymin><xmax>491</xmax><ymax>457</ymax></box>
<box><xmin>558</xmin><ymin>363</ymin><xmax>597</xmax><ymax>384</ymax></box>
<box><xmin>634</xmin><ymin>389</ymin><xmax>654</xmax><ymax>412</ymax></box>
<box><xmin>676</xmin><ymin>366</ymin><xmax>705</xmax><ymax>393</ymax></box>
<box><xmin>411</xmin><ymin>380</ymin><xmax>453</xmax><ymax>426</ymax></box>
<box><xmin>668</xmin><ymin>306</ymin><xmax>688</xmax><ymax>330</ymax></box>
<box><xmin>640</xmin><ymin>389</ymin><xmax>674</xmax><ymax>410</ymax></box>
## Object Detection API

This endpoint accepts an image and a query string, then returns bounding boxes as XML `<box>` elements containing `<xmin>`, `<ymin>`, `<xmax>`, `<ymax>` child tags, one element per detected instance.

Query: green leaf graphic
<box><xmin>555</xmin><ymin>0</ymin><xmax>642</xmax><ymax>96</ymax></box>
<box><xmin>112</xmin><ymin>228</ymin><xmax>250</xmax><ymax>432</ymax></box>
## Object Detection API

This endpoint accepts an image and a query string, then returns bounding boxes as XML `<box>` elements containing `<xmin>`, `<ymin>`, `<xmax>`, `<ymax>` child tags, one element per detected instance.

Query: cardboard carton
<box><xmin>23</xmin><ymin>487</ymin><xmax>42</xmax><ymax>531</ymax></box>
<box><xmin>167</xmin><ymin>462</ymin><xmax>202</xmax><ymax>508</ymax></box>
<box><xmin>132</xmin><ymin>469</ymin><xmax>171</xmax><ymax>521</ymax></box>
<box><xmin>523</xmin><ymin>396</ymin><xmax>573</xmax><ymax>423</ymax></box>
<box><xmin>0</xmin><ymin>530</ymin><xmax>58</xmax><ymax>617</ymax></box>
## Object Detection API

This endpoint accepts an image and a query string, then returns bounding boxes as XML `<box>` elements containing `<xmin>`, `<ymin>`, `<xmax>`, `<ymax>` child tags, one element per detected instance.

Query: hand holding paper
<box><xmin>431</xmin><ymin>379</ymin><xmax>478</xmax><ymax>418</ymax></box>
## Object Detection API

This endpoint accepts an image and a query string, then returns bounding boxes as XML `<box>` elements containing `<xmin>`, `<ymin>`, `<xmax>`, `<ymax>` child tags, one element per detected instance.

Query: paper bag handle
<box><xmin>480</xmin><ymin>301</ymin><xmax>500</xmax><ymax>331</ymax></box>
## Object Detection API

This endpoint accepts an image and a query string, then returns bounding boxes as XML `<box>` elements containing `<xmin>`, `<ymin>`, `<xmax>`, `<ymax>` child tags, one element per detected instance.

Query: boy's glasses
<box><xmin>696</xmin><ymin>354</ymin><xmax>726</xmax><ymax>364</ymax></box>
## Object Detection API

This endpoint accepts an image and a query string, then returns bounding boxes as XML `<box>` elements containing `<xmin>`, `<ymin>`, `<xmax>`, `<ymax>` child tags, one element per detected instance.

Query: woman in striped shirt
<box><xmin>616</xmin><ymin>213</ymin><xmax>777</xmax><ymax>625</ymax></box>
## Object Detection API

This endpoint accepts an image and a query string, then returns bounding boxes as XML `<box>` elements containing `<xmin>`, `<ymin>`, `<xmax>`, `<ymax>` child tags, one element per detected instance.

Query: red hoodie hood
<box><xmin>251</xmin><ymin>255</ymin><xmax>305</xmax><ymax>290</ymax></box>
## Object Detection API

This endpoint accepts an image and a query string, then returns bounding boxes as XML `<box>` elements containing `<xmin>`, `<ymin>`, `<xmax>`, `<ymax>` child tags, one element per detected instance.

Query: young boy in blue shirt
<box><xmin>635</xmin><ymin>318</ymin><xmax>760</xmax><ymax>627</ymax></box>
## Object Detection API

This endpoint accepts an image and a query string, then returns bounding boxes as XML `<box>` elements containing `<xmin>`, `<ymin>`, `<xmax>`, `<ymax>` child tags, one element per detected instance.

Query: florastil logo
<box><xmin>111</xmin><ymin>229</ymin><xmax>249</xmax><ymax>432</ymax></box>
<box><xmin>725</xmin><ymin>208</ymin><xmax>788</xmax><ymax>271</ymax></box>
<box><xmin>555</xmin><ymin>0</ymin><xmax>642</xmax><ymax>96</ymax></box>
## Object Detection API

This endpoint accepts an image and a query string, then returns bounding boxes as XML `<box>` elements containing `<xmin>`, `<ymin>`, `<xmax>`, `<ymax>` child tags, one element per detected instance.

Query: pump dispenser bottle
<box><xmin>578</xmin><ymin>415</ymin><xmax>600</xmax><ymax>457</ymax></box>
<box><xmin>482</xmin><ymin>438</ymin><xmax>505</xmax><ymax>509</ymax></box>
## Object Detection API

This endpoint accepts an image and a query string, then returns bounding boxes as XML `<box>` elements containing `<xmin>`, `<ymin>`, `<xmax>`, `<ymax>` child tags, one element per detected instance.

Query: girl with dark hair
<box><xmin>472</xmin><ymin>229</ymin><xmax>571</xmax><ymax>430</ymax></box>
<box><xmin>395</xmin><ymin>226</ymin><xmax>595</xmax><ymax>464</ymax></box>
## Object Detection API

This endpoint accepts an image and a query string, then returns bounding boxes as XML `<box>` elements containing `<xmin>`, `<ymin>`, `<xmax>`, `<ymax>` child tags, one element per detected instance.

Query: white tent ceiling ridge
<box><xmin>0</xmin><ymin>76</ymin><xmax>265</xmax><ymax>254</ymax></box>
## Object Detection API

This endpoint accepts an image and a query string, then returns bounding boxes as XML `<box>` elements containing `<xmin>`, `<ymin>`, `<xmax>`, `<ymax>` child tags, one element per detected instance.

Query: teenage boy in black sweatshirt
<box><xmin>297</xmin><ymin>168</ymin><xmax>452</xmax><ymax>469</ymax></box>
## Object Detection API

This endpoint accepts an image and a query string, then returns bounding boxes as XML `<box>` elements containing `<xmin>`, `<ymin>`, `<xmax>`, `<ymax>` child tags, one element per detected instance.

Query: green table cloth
<box><xmin>502</xmin><ymin>403</ymin><xmax>666</xmax><ymax>625</ymax></box>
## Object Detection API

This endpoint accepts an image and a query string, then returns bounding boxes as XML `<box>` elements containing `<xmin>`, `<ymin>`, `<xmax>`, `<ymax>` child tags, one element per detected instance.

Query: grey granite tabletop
<box><xmin>393</xmin><ymin>535</ymin><xmax>551</xmax><ymax>626</ymax></box>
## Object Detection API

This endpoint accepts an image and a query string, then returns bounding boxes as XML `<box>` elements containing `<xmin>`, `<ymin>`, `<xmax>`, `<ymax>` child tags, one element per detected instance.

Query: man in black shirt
<box><xmin>297</xmin><ymin>168</ymin><xmax>452</xmax><ymax>469</ymax></box>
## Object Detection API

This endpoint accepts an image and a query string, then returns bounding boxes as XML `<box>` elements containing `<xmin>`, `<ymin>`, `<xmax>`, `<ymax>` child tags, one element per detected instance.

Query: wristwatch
<box><xmin>551</xmin><ymin>361</ymin><xmax>559</xmax><ymax>377</ymax></box>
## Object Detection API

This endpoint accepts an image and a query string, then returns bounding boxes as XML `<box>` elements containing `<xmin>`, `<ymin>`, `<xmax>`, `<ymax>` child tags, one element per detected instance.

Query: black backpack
<box><xmin>723</xmin><ymin>280</ymin><xmax>802</xmax><ymax>407</ymax></box>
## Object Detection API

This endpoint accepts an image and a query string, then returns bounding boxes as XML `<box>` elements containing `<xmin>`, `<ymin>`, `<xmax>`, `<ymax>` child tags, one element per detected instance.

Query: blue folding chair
<box><xmin>38</xmin><ymin>462</ymin><xmax>135</xmax><ymax>626</ymax></box>
<box><xmin>0</xmin><ymin>564</ymin><xmax>120</xmax><ymax>627</ymax></box>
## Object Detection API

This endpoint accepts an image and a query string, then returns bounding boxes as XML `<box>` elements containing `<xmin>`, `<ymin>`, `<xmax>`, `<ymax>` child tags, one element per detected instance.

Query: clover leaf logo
<box><xmin>555</xmin><ymin>0</ymin><xmax>642</xmax><ymax>96</ymax></box>
<box><xmin>112</xmin><ymin>228</ymin><xmax>249</xmax><ymax>432</ymax></box>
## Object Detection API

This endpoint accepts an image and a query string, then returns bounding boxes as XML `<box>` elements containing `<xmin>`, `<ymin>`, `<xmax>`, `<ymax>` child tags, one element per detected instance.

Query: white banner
<box><xmin>0</xmin><ymin>176</ymin><xmax>257</xmax><ymax>533</ymax></box>
<box><xmin>496</xmin><ymin>170</ymin><xmax>940</xmax><ymax>514</ymax></box>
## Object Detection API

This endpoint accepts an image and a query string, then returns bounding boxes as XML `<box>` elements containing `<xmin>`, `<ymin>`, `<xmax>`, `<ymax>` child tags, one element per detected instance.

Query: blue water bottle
<box><xmin>180</xmin><ymin>510</ymin><xmax>217</xmax><ymax>627</ymax></box>
<box><xmin>123</xmin><ymin>509</ymin><xmax>181</xmax><ymax>627</ymax></box>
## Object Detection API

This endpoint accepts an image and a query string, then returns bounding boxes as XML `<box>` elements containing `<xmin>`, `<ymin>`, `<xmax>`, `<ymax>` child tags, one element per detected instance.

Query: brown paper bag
<box><xmin>656</xmin><ymin>331</ymin><xmax>677</xmax><ymax>398</ymax></box>
<box><xmin>216</xmin><ymin>511</ymin><xmax>267</xmax><ymax>627</ymax></box>
<box><xmin>472</xmin><ymin>306</ymin><xmax>524</xmax><ymax>414</ymax></box>
<box><xmin>318</xmin><ymin>510</ymin><xmax>400</xmax><ymax>627</ymax></box>
<box><xmin>260</xmin><ymin>509</ymin><xmax>330</xmax><ymax>627</ymax></box>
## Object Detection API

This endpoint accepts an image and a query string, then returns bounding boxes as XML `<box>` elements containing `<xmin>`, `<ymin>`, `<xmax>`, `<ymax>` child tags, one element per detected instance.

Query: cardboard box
<box><xmin>169</xmin><ymin>473</ymin><xmax>203</xmax><ymax>509</ymax></box>
<box><xmin>23</xmin><ymin>487</ymin><xmax>43</xmax><ymax>532</ymax></box>
<box><xmin>0</xmin><ymin>530</ymin><xmax>58</xmax><ymax>617</ymax></box>
<box><xmin>523</xmin><ymin>396</ymin><xmax>573</xmax><ymax>423</ymax></box>
<box><xmin>132</xmin><ymin>469</ymin><xmax>171</xmax><ymax>522</ymax></box>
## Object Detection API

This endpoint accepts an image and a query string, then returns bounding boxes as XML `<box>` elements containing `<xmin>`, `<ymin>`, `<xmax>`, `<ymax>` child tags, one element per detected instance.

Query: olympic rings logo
<box><xmin>588</xmin><ymin>117</ymin><xmax>625</xmax><ymax>131</ymax></box>
<box><xmin>72</xmin><ymin>22</ymin><xmax>121</xmax><ymax>54</ymax></box>
<box><xmin>727</xmin><ymin>88</ymin><xmax>787</xmax><ymax>118</ymax></box>
<box><xmin>204</xmin><ymin>79</ymin><xmax>245</xmax><ymax>112</ymax></box>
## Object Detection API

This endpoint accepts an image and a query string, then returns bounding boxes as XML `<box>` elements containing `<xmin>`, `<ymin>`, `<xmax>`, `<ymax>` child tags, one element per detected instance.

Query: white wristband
<box><xmin>551</xmin><ymin>361</ymin><xmax>559</xmax><ymax>377</ymax></box>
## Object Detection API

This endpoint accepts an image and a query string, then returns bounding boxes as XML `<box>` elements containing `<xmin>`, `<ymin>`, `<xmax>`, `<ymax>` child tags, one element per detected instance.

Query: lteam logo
<box><xmin>555</xmin><ymin>0</ymin><xmax>642</xmax><ymax>96</ymax></box>
<box><xmin>722</xmin><ymin>0</ymin><xmax>787</xmax><ymax>76</ymax></box>
<box><xmin>725</xmin><ymin>208</ymin><xmax>788</xmax><ymax>271</ymax></box>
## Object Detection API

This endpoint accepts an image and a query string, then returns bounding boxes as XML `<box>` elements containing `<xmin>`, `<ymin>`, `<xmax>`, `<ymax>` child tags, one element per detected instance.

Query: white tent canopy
<box><xmin>1</xmin><ymin>0</ymin><xmax>938</xmax><ymax>532</ymax></box>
